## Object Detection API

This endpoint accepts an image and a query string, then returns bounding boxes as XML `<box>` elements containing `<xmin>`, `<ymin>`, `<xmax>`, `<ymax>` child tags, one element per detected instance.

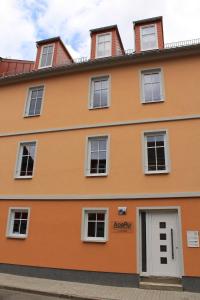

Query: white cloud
<box><xmin>0</xmin><ymin>0</ymin><xmax>200</xmax><ymax>60</ymax></box>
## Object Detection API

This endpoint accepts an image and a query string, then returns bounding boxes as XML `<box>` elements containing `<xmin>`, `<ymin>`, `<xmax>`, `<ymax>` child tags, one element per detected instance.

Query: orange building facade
<box><xmin>0</xmin><ymin>16</ymin><xmax>200</xmax><ymax>291</ymax></box>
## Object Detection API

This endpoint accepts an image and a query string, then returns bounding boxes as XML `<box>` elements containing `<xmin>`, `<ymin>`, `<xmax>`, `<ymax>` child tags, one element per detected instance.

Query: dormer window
<box><xmin>96</xmin><ymin>33</ymin><xmax>112</xmax><ymax>58</ymax></box>
<box><xmin>39</xmin><ymin>44</ymin><xmax>54</xmax><ymax>68</ymax></box>
<box><xmin>140</xmin><ymin>24</ymin><xmax>158</xmax><ymax>51</ymax></box>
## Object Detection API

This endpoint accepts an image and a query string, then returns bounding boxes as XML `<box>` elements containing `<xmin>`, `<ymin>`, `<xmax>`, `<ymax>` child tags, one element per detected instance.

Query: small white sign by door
<box><xmin>187</xmin><ymin>231</ymin><xmax>200</xmax><ymax>248</ymax></box>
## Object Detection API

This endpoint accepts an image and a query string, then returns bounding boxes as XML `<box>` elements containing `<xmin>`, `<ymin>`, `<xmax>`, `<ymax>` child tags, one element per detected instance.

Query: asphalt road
<box><xmin>0</xmin><ymin>288</ymin><xmax>69</xmax><ymax>300</ymax></box>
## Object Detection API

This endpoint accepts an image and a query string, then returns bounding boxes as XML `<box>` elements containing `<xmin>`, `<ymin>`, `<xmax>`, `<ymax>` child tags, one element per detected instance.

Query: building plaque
<box><xmin>187</xmin><ymin>231</ymin><xmax>200</xmax><ymax>248</ymax></box>
<box><xmin>112</xmin><ymin>221</ymin><xmax>133</xmax><ymax>232</ymax></box>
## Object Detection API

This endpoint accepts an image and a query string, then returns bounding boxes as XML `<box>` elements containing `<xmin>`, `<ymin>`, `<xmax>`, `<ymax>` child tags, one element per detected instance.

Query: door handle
<box><xmin>171</xmin><ymin>228</ymin><xmax>174</xmax><ymax>260</ymax></box>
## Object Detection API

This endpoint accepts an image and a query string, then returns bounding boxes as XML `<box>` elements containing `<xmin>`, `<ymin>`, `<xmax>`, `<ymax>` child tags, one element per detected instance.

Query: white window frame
<box><xmin>89</xmin><ymin>75</ymin><xmax>111</xmax><ymax>109</ymax></box>
<box><xmin>140</xmin><ymin>24</ymin><xmax>158</xmax><ymax>51</ymax></box>
<box><xmin>85</xmin><ymin>134</ymin><xmax>110</xmax><ymax>177</ymax></box>
<box><xmin>95</xmin><ymin>32</ymin><xmax>112</xmax><ymax>58</ymax></box>
<box><xmin>24</xmin><ymin>85</ymin><xmax>45</xmax><ymax>117</ymax></box>
<box><xmin>140</xmin><ymin>68</ymin><xmax>164</xmax><ymax>103</ymax></box>
<box><xmin>6</xmin><ymin>207</ymin><xmax>30</xmax><ymax>239</ymax></box>
<box><xmin>15</xmin><ymin>140</ymin><xmax>38</xmax><ymax>179</ymax></box>
<box><xmin>143</xmin><ymin>130</ymin><xmax>170</xmax><ymax>175</ymax></box>
<box><xmin>38</xmin><ymin>44</ymin><xmax>54</xmax><ymax>69</ymax></box>
<box><xmin>81</xmin><ymin>208</ymin><xmax>109</xmax><ymax>243</ymax></box>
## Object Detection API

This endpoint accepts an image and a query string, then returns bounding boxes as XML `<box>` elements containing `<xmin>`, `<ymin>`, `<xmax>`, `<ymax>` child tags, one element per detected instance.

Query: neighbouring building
<box><xmin>0</xmin><ymin>16</ymin><xmax>200</xmax><ymax>292</ymax></box>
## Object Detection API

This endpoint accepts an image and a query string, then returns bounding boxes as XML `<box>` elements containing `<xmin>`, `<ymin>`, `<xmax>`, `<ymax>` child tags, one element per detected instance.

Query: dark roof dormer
<box><xmin>90</xmin><ymin>25</ymin><xmax>124</xmax><ymax>59</ymax></box>
<box><xmin>133</xmin><ymin>16</ymin><xmax>164</xmax><ymax>53</ymax></box>
<box><xmin>34</xmin><ymin>36</ymin><xmax>73</xmax><ymax>70</ymax></box>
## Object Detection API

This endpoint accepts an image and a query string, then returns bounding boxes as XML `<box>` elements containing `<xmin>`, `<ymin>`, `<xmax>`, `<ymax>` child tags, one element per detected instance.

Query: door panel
<box><xmin>145</xmin><ymin>210</ymin><xmax>181</xmax><ymax>277</ymax></box>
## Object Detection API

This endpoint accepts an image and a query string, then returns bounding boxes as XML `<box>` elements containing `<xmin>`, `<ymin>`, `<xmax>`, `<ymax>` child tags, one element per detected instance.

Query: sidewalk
<box><xmin>0</xmin><ymin>273</ymin><xmax>200</xmax><ymax>300</ymax></box>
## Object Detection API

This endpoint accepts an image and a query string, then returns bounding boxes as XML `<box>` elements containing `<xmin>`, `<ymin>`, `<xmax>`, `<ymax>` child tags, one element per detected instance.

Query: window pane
<box><xmin>21</xmin><ymin>212</ymin><xmax>28</xmax><ymax>219</ymax></box>
<box><xmin>15</xmin><ymin>212</ymin><xmax>21</xmax><ymax>219</ymax></box>
<box><xmin>42</xmin><ymin>46</ymin><xmax>48</xmax><ymax>54</ymax></box>
<box><xmin>97</xmin><ymin>213</ymin><xmax>105</xmax><ymax>221</ymax></box>
<box><xmin>98</xmin><ymin>159</ymin><xmax>106</xmax><ymax>173</ymax></box>
<box><xmin>88</xmin><ymin>213</ymin><xmax>96</xmax><ymax>221</ymax></box>
<box><xmin>29</xmin><ymin>99</ymin><xmax>36</xmax><ymax>115</ymax></box>
<box><xmin>27</xmin><ymin>156</ymin><xmax>34</xmax><ymax>176</ymax></box>
<box><xmin>96</xmin><ymin>222</ymin><xmax>105</xmax><ymax>237</ymax></box>
<box><xmin>20</xmin><ymin>220</ymin><xmax>27</xmax><ymax>234</ymax></box>
<box><xmin>157</xmin><ymin>147</ymin><xmax>166</xmax><ymax>170</ymax></box>
<box><xmin>101</xmin><ymin>89</ymin><xmax>108</xmax><ymax>106</ymax></box>
<box><xmin>31</xmin><ymin>90</ymin><xmax>37</xmax><ymax>99</ymax></box>
<box><xmin>20</xmin><ymin>156</ymin><xmax>28</xmax><ymax>176</ymax></box>
<box><xmin>99</xmin><ymin>140</ymin><xmax>107</xmax><ymax>150</ymax></box>
<box><xmin>144</xmin><ymin>84</ymin><xmax>152</xmax><ymax>102</ymax></box>
<box><xmin>94</xmin><ymin>81</ymin><xmax>101</xmax><ymax>91</ymax></box>
<box><xmin>104</xmin><ymin>34</ymin><xmax>111</xmax><ymax>42</ymax></box>
<box><xmin>99</xmin><ymin>151</ymin><xmax>106</xmax><ymax>159</ymax></box>
<box><xmin>22</xmin><ymin>145</ymin><xmax>29</xmax><ymax>156</ymax></box>
<box><xmin>91</xmin><ymin>140</ymin><xmax>98</xmax><ymax>151</ymax></box>
<box><xmin>46</xmin><ymin>53</ymin><xmax>52</xmax><ymax>66</ymax></box>
<box><xmin>101</xmin><ymin>80</ymin><xmax>108</xmax><ymax>89</ymax></box>
<box><xmin>151</xmin><ymin>73</ymin><xmax>160</xmax><ymax>83</ymax></box>
<box><xmin>37</xmin><ymin>88</ymin><xmax>43</xmax><ymax>98</ymax></box>
<box><xmin>152</xmin><ymin>83</ymin><xmax>161</xmax><ymax>100</ymax></box>
<box><xmin>93</xmin><ymin>90</ymin><xmax>101</xmax><ymax>107</ymax></box>
<box><xmin>147</xmin><ymin>136</ymin><xmax>156</xmax><ymax>147</ymax></box>
<box><xmin>156</xmin><ymin>135</ymin><xmax>164</xmax><ymax>146</ymax></box>
<box><xmin>147</xmin><ymin>147</ymin><xmax>156</xmax><ymax>171</ymax></box>
<box><xmin>91</xmin><ymin>151</ymin><xmax>98</xmax><ymax>160</ymax></box>
<box><xmin>40</xmin><ymin>54</ymin><xmax>46</xmax><ymax>67</ymax></box>
<box><xmin>88</xmin><ymin>222</ymin><xmax>96</xmax><ymax>237</ymax></box>
<box><xmin>144</xmin><ymin>74</ymin><xmax>152</xmax><ymax>84</ymax></box>
<box><xmin>142</xmin><ymin>34</ymin><xmax>157</xmax><ymax>50</ymax></box>
<box><xmin>142</xmin><ymin>26</ymin><xmax>155</xmax><ymax>35</ymax></box>
<box><xmin>90</xmin><ymin>159</ymin><xmax>98</xmax><ymax>173</ymax></box>
<box><xmin>35</xmin><ymin>99</ymin><xmax>42</xmax><ymax>115</ymax></box>
<box><xmin>13</xmin><ymin>220</ymin><xmax>20</xmax><ymax>233</ymax></box>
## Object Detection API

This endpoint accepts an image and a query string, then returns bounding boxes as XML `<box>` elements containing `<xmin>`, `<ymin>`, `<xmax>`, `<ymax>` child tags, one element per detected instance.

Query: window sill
<box><xmin>82</xmin><ymin>239</ymin><xmax>107</xmax><ymax>243</ymax></box>
<box><xmin>38</xmin><ymin>65</ymin><xmax>52</xmax><ymax>69</ymax></box>
<box><xmin>7</xmin><ymin>234</ymin><xmax>27</xmax><ymax>239</ymax></box>
<box><xmin>145</xmin><ymin>170</ymin><xmax>169</xmax><ymax>175</ymax></box>
<box><xmin>89</xmin><ymin>106</ymin><xmax>109</xmax><ymax>110</ymax></box>
<box><xmin>15</xmin><ymin>176</ymin><xmax>33</xmax><ymax>180</ymax></box>
<box><xmin>24</xmin><ymin>114</ymin><xmax>41</xmax><ymax>118</ymax></box>
<box><xmin>141</xmin><ymin>99</ymin><xmax>164</xmax><ymax>104</ymax></box>
<box><xmin>85</xmin><ymin>173</ymin><xmax>108</xmax><ymax>177</ymax></box>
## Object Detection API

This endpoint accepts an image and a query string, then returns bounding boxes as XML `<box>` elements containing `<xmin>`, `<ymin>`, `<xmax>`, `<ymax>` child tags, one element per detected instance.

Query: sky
<box><xmin>0</xmin><ymin>0</ymin><xmax>200</xmax><ymax>61</ymax></box>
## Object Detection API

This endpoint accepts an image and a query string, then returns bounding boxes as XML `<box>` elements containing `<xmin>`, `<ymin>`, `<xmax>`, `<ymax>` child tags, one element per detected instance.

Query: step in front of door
<box><xmin>139</xmin><ymin>277</ymin><xmax>183</xmax><ymax>291</ymax></box>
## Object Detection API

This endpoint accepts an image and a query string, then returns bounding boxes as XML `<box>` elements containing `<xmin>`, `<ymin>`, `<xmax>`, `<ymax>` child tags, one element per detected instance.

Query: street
<box><xmin>0</xmin><ymin>288</ymin><xmax>70</xmax><ymax>300</ymax></box>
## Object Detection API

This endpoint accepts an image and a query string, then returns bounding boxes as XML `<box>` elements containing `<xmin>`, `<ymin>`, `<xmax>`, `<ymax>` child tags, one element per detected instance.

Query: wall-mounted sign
<box><xmin>187</xmin><ymin>231</ymin><xmax>200</xmax><ymax>248</ymax></box>
<box><xmin>112</xmin><ymin>221</ymin><xmax>133</xmax><ymax>232</ymax></box>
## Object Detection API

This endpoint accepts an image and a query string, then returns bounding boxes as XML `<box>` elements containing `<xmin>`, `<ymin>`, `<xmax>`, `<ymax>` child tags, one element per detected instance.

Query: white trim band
<box><xmin>0</xmin><ymin>192</ymin><xmax>200</xmax><ymax>200</ymax></box>
<box><xmin>0</xmin><ymin>114</ymin><xmax>199</xmax><ymax>138</ymax></box>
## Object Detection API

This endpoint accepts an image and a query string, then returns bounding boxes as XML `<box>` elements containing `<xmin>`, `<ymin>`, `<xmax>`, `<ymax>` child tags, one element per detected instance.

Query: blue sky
<box><xmin>0</xmin><ymin>0</ymin><xmax>200</xmax><ymax>60</ymax></box>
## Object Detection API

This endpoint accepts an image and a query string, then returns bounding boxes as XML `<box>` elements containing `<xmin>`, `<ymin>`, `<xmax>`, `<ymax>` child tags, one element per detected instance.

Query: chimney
<box><xmin>133</xmin><ymin>16</ymin><xmax>164</xmax><ymax>53</ymax></box>
<box><xmin>34</xmin><ymin>37</ymin><xmax>73</xmax><ymax>70</ymax></box>
<box><xmin>90</xmin><ymin>25</ymin><xmax>124</xmax><ymax>59</ymax></box>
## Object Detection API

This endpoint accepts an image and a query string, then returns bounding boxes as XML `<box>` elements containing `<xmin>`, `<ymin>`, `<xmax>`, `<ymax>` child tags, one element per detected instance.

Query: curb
<box><xmin>0</xmin><ymin>285</ymin><xmax>114</xmax><ymax>300</ymax></box>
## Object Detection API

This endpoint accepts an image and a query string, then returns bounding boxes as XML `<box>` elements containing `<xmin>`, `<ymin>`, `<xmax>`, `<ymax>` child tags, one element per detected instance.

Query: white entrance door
<box><xmin>146</xmin><ymin>210</ymin><xmax>181</xmax><ymax>277</ymax></box>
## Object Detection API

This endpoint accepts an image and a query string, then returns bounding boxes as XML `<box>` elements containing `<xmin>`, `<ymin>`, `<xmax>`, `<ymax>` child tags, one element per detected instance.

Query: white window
<box><xmin>7</xmin><ymin>208</ymin><xmax>30</xmax><ymax>239</ymax></box>
<box><xmin>16</xmin><ymin>142</ymin><xmax>36</xmax><ymax>178</ymax></box>
<box><xmin>144</xmin><ymin>131</ymin><xmax>169</xmax><ymax>174</ymax></box>
<box><xmin>25</xmin><ymin>86</ymin><xmax>44</xmax><ymax>116</ymax></box>
<box><xmin>39</xmin><ymin>44</ymin><xmax>54</xmax><ymax>68</ymax></box>
<box><xmin>96</xmin><ymin>33</ymin><xmax>112</xmax><ymax>58</ymax></box>
<box><xmin>140</xmin><ymin>24</ymin><xmax>158</xmax><ymax>51</ymax></box>
<box><xmin>90</xmin><ymin>76</ymin><xmax>109</xmax><ymax>109</ymax></box>
<box><xmin>82</xmin><ymin>208</ymin><xmax>108</xmax><ymax>242</ymax></box>
<box><xmin>86</xmin><ymin>136</ymin><xmax>108</xmax><ymax>176</ymax></box>
<box><xmin>141</xmin><ymin>69</ymin><xmax>163</xmax><ymax>103</ymax></box>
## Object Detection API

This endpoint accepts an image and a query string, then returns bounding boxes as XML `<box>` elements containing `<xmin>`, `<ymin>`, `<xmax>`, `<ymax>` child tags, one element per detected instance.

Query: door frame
<box><xmin>136</xmin><ymin>206</ymin><xmax>184</xmax><ymax>277</ymax></box>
